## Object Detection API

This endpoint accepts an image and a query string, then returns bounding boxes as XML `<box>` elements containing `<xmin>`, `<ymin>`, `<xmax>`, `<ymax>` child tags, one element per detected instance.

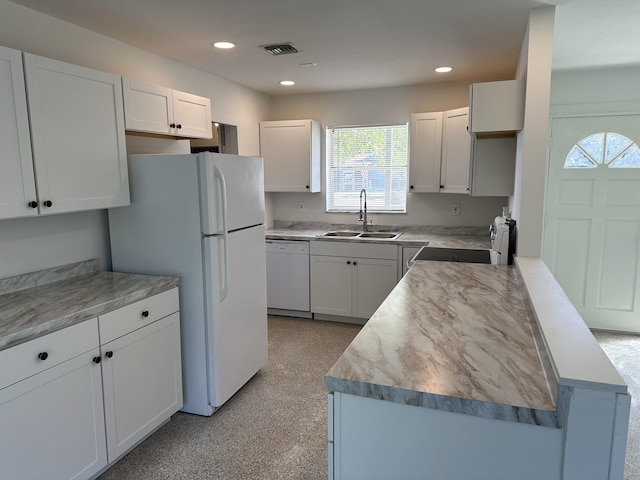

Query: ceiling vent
<box><xmin>261</xmin><ymin>43</ymin><xmax>300</xmax><ymax>56</ymax></box>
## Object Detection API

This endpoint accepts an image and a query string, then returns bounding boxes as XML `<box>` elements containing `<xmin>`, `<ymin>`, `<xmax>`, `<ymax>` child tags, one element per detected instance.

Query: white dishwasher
<box><xmin>265</xmin><ymin>240</ymin><xmax>310</xmax><ymax>314</ymax></box>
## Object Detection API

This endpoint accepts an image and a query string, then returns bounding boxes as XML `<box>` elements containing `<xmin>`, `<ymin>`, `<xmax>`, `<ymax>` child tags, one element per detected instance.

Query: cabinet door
<box><xmin>409</xmin><ymin>112</ymin><xmax>443</xmax><ymax>193</ymax></box>
<box><xmin>260</xmin><ymin>119</ymin><xmax>320</xmax><ymax>192</ymax></box>
<box><xmin>23</xmin><ymin>53</ymin><xmax>129</xmax><ymax>215</ymax></box>
<box><xmin>0</xmin><ymin>46</ymin><xmax>37</xmax><ymax>219</ymax></box>
<box><xmin>469</xmin><ymin>136</ymin><xmax>516</xmax><ymax>196</ymax></box>
<box><xmin>0</xmin><ymin>350</ymin><xmax>107</xmax><ymax>480</ymax></box>
<box><xmin>310</xmin><ymin>255</ymin><xmax>353</xmax><ymax>317</ymax></box>
<box><xmin>172</xmin><ymin>89</ymin><xmax>212</xmax><ymax>138</ymax></box>
<box><xmin>101</xmin><ymin>312</ymin><xmax>183</xmax><ymax>462</ymax></box>
<box><xmin>469</xmin><ymin>79</ymin><xmax>524</xmax><ymax>133</ymax></box>
<box><xmin>440</xmin><ymin>107</ymin><xmax>471</xmax><ymax>194</ymax></box>
<box><xmin>352</xmin><ymin>258</ymin><xmax>398</xmax><ymax>319</ymax></box>
<box><xmin>122</xmin><ymin>78</ymin><xmax>173</xmax><ymax>135</ymax></box>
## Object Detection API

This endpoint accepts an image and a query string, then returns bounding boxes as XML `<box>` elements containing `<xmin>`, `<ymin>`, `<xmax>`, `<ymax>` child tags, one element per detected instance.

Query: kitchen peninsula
<box><xmin>325</xmin><ymin>257</ymin><xmax>630</xmax><ymax>480</ymax></box>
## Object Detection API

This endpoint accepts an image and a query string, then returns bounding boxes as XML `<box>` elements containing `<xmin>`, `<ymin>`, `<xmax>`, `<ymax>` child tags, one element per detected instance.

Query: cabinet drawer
<box><xmin>99</xmin><ymin>288</ymin><xmax>179</xmax><ymax>344</ymax></box>
<box><xmin>0</xmin><ymin>318</ymin><xmax>99</xmax><ymax>390</ymax></box>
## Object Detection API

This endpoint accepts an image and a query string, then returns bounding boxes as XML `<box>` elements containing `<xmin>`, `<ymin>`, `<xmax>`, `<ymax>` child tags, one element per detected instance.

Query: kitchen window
<box><xmin>326</xmin><ymin>123</ymin><xmax>408</xmax><ymax>212</ymax></box>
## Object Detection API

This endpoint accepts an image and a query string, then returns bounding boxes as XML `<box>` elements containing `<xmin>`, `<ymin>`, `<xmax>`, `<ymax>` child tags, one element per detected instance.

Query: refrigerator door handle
<box><xmin>213</xmin><ymin>164</ymin><xmax>229</xmax><ymax>235</ymax></box>
<box><xmin>213</xmin><ymin>163</ymin><xmax>230</xmax><ymax>301</ymax></box>
<box><xmin>219</xmin><ymin>234</ymin><xmax>229</xmax><ymax>301</ymax></box>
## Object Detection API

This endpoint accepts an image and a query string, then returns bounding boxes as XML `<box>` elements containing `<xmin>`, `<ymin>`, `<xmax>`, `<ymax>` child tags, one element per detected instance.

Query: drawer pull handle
<box><xmin>105</xmin><ymin>351</ymin><xmax>114</xmax><ymax>358</ymax></box>
<box><xmin>38</xmin><ymin>352</ymin><xmax>48</xmax><ymax>361</ymax></box>
<box><xmin>93</xmin><ymin>356</ymin><xmax>101</xmax><ymax>364</ymax></box>
<box><xmin>141</xmin><ymin>310</ymin><xmax>150</xmax><ymax>318</ymax></box>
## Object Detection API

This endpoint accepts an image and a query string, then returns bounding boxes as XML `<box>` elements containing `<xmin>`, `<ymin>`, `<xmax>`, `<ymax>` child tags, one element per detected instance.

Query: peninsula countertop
<box><xmin>0</xmin><ymin>260</ymin><xmax>180</xmax><ymax>351</ymax></box>
<box><xmin>325</xmin><ymin>260</ymin><xmax>559</xmax><ymax>426</ymax></box>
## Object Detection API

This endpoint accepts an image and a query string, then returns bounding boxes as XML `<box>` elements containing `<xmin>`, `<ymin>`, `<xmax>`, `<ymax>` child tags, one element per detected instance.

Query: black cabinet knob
<box><xmin>353</xmin><ymin>261</ymin><xmax>357</xmax><ymax>266</ymax></box>
<box><xmin>305</xmin><ymin>185</ymin><xmax>309</xmax><ymax>189</ymax></box>
<box><xmin>141</xmin><ymin>310</ymin><xmax>150</xmax><ymax>318</ymax></box>
<box><xmin>93</xmin><ymin>356</ymin><xmax>101</xmax><ymax>364</ymax></box>
<box><xmin>410</xmin><ymin>185</ymin><xmax>414</xmax><ymax>190</ymax></box>
<box><xmin>176</xmin><ymin>124</ymin><xmax>182</xmax><ymax>129</ymax></box>
<box><xmin>346</xmin><ymin>260</ymin><xmax>351</xmax><ymax>265</ymax></box>
<box><xmin>43</xmin><ymin>200</ymin><xmax>52</xmax><ymax>207</ymax></box>
<box><xmin>28</xmin><ymin>201</ymin><xmax>38</xmax><ymax>208</ymax></box>
<box><xmin>169</xmin><ymin>123</ymin><xmax>176</xmax><ymax>128</ymax></box>
<box><xmin>38</xmin><ymin>352</ymin><xmax>48</xmax><ymax>361</ymax></box>
<box><xmin>439</xmin><ymin>185</ymin><xmax>444</xmax><ymax>189</ymax></box>
<box><xmin>105</xmin><ymin>351</ymin><xmax>113</xmax><ymax>358</ymax></box>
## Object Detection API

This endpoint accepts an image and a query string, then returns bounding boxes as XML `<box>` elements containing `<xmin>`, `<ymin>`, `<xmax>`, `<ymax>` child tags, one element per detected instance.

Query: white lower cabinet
<box><xmin>0</xmin><ymin>287</ymin><xmax>181</xmax><ymax>479</ymax></box>
<box><xmin>0</xmin><ymin>319</ymin><xmax>107</xmax><ymax>480</ymax></box>
<box><xmin>101</xmin><ymin>312</ymin><xmax>182</xmax><ymax>462</ymax></box>
<box><xmin>310</xmin><ymin>242</ymin><xmax>397</xmax><ymax>320</ymax></box>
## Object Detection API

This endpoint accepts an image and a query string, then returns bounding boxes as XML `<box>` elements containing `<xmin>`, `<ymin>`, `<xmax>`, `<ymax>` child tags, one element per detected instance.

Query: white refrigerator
<box><xmin>108</xmin><ymin>152</ymin><xmax>267</xmax><ymax>416</ymax></box>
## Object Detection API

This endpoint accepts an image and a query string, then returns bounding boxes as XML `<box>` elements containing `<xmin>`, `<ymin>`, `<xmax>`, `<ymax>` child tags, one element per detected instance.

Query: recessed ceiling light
<box><xmin>280</xmin><ymin>80</ymin><xmax>295</xmax><ymax>86</ymax></box>
<box><xmin>212</xmin><ymin>41</ymin><xmax>235</xmax><ymax>49</ymax></box>
<box><xmin>435</xmin><ymin>66</ymin><xmax>453</xmax><ymax>73</ymax></box>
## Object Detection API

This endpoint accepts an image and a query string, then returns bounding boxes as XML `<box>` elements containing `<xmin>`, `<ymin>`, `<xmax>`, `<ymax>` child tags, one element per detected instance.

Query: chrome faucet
<box><xmin>359</xmin><ymin>188</ymin><xmax>370</xmax><ymax>231</ymax></box>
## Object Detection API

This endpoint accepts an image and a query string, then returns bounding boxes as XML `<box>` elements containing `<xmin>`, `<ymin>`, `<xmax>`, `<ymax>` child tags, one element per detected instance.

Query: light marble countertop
<box><xmin>325</xmin><ymin>260</ymin><xmax>559</xmax><ymax>426</ymax></box>
<box><xmin>0</xmin><ymin>260</ymin><xmax>180</xmax><ymax>351</ymax></box>
<box><xmin>266</xmin><ymin>222</ymin><xmax>492</xmax><ymax>249</ymax></box>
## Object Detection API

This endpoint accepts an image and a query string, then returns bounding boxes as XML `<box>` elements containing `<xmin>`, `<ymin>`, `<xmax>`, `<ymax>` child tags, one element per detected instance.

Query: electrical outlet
<box><xmin>450</xmin><ymin>203</ymin><xmax>461</xmax><ymax>216</ymax></box>
<box><xmin>297</xmin><ymin>201</ymin><xmax>305</xmax><ymax>212</ymax></box>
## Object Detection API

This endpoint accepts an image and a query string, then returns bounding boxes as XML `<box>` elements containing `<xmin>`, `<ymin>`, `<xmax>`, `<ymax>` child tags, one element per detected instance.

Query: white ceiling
<box><xmin>8</xmin><ymin>0</ymin><xmax>640</xmax><ymax>95</ymax></box>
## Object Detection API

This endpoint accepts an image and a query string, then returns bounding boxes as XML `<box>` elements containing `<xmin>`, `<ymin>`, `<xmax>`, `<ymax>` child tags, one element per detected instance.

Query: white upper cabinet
<box><xmin>440</xmin><ymin>107</ymin><xmax>471</xmax><ymax>194</ymax></box>
<box><xmin>409</xmin><ymin>108</ymin><xmax>470</xmax><ymax>194</ymax></box>
<box><xmin>408</xmin><ymin>112</ymin><xmax>443</xmax><ymax>193</ymax></box>
<box><xmin>469</xmin><ymin>79</ymin><xmax>525</xmax><ymax>134</ymax></box>
<box><xmin>0</xmin><ymin>46</ymin><xmax>37</xmax><ymax>219</ymax></box>
<box><xmin>122</xmin><ymin>78</ymin><xmax>212</xmax><ymax>139</ymax></box>
<box><xmin>260</xmin><ymin>119</ymin><xmax>321</xmax><ymax>192</ymax></box>
<box><xmin>23</xmin><ymin>53</ymin><xmax>129</xmax><ymax>215</ymax></box>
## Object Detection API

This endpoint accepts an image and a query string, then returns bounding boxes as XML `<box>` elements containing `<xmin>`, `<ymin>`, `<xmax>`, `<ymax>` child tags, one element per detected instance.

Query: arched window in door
<box><xmin>564</xmin><ymin>132</ymin><xmax>640</xmax><ymax>168</ymax></box>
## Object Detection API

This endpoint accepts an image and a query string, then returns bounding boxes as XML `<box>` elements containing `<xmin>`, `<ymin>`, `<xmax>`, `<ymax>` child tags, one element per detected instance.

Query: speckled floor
<box><xmin>96</xmin><ymin>317</ymin><xmax>640</xmax><ymax>480</ymax></box>
<box><xmin>97</xmin><ymin>315</ymin><xmax>361</xmax><ymax>480</ymax></box>
<box><xmin>592</xmin><ymin>330</ymin><xmax>640</xmax><ymax>480</ymax></box>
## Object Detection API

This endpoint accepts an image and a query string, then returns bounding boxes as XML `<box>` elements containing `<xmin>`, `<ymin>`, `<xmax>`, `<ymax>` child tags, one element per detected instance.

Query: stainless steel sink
<box><xmin>321</xmin><ymin>231</ymin><xmax>403</xmax><ymax>240</ymax></box>
<box><xmin>323</xmin><ymin>231</ymin><xmax>361</xmax><ymax>237</ymax></box>
<box><xmin>359</xmin><ymin>232</ymin><xmax>402</xmax><ymax>239</ymax></box>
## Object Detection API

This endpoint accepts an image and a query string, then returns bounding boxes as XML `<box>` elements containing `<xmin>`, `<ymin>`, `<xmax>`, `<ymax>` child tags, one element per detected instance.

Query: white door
<box><xmin>204</xmin><ymin>225</ymin><xmax>267</xmax><ymax>408</ymax></box>
<box><xmin>543</xmin><ymin>115</ymin><xmax>640</xmax><ymax>332</ymax></box>
<box><xmin>172</xmin><ymin>89</ymin><xmax>212</xmax><ymax>138</ymax></box>
<box><xmin>440</xmin><ymin>107</ymin><xmax>471</xmax><ymax>194</ymax></box>
<box><xmin>409</xmin><ymin>112</ymin><xmax>443</xmax><ymax>193</ymax></box>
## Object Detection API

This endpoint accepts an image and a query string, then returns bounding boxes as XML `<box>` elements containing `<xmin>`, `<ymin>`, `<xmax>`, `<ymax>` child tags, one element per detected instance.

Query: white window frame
<box><xmin>325</xmin><ymin>123</ymin><xmax>408</xmax><ymax>213</ymax></box>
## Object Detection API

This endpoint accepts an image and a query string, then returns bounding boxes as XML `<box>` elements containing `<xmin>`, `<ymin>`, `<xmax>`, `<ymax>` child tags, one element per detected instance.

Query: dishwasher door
<box><xmin>265</xmin><ymin>240</ymin><xmax>310</xmax><ymax>312</ymax></box>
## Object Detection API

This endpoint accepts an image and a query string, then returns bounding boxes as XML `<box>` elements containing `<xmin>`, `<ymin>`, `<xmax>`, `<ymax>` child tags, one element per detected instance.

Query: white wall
<box><xmin>511</xmin><ymin>7</ymin><xmax>555</xmax><ymax>257</ymax></box>
<box><xmin>0</xmin><ymin>0</ymin><xmax>270</xmax><ymax>278</ymax></box>
<box><xmin>551</xmin><ymin>65</ymin><xmax>640</xmax><ymax>106</ymax></box>
<box><xmin>268</xmin><ymin>83</ymin><xmax>508</xmax><ymax>228</ymax></box>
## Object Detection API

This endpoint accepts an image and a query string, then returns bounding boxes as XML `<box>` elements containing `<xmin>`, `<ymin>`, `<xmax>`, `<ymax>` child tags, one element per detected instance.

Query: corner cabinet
<box><xmin>310</xmin><ymin>242</ymin><xmax>398</xmax><ymax>320</ymax></box>
<box><xmin>24</xmin><ymin>53</ymin><xmax>129</xmax><ymax>215</ymax></box>
<box><xmin>122</xmin><ymin>78</ymin><xmax>212</xmax><ymax>139</ymax></box>
<box><xmin>409</xmin><ymin>108</ymin><xmax>470</xmax><ymax>194</ymax></box>
<box><xmin>260</xmin><ymin>119</ymin><xmax>321</xmax><ymax>192</ymax></box>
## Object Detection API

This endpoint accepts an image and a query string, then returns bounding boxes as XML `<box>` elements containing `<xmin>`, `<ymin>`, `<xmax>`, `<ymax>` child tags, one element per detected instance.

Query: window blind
<box><xmin>326</xmin><ymin>124</ymin><xmax>408</xmax><ymax>212</ymax></box>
